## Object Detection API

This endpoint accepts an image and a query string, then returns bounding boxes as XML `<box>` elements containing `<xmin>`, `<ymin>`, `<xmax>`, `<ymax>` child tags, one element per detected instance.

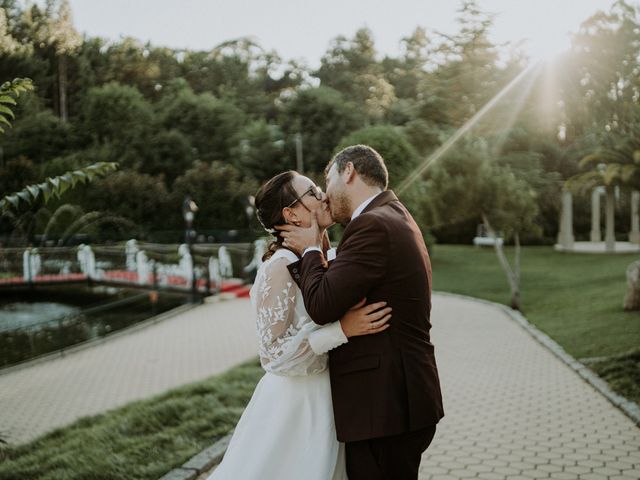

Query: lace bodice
<box><xmin>250</xmin><ymin>248</ymin><xmax>347</xmax><ymax>376</ymax></box>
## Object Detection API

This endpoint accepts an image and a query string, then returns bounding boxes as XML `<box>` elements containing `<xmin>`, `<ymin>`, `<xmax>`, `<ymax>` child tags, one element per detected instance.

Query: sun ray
<box><xmin>397</xmin><ymin>61</ymin><xmax>544</xmax><ymax>195</ymax></box>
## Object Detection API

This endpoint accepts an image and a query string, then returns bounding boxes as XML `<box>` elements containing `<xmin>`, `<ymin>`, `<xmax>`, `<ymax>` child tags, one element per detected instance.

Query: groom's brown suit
<box><xmin>287</xmin><ymin>190</ymin><xmax>444</xmax><ymax>480</ymax></box>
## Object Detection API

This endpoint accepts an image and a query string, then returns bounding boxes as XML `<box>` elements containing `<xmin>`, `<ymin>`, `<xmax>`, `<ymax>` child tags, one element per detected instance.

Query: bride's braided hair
<box><xmin>254</xmin><ymin>170</ymin><xmax>300</xmax><ymax>261</ymax></box>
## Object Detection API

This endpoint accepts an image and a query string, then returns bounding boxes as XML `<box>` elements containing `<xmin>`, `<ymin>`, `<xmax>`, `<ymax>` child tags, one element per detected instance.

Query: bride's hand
<box><xmin>321</xmin><ymin>230</ymin><xmax>331</xmax><ymax>256</ymax></box>
<box><xmin>339</xmin><ymin>299</ymin><xmax>392</xmax><ymax>338</ymax></box>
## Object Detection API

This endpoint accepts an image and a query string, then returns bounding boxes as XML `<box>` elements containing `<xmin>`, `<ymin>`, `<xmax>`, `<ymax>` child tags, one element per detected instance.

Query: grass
<box><xmin>431</xmin><ymin>245</ymin><xmax>640</xmax><ymax>402</ymax></box>
<box><xmin>587</xmin><ymin>349</ymin><xmax>640</xmax><ymax>405</ymax></box>
<box><xmin>0</xmin><ymin>359</ymin><xmax>263</xmax><ymax>480</ymax></box>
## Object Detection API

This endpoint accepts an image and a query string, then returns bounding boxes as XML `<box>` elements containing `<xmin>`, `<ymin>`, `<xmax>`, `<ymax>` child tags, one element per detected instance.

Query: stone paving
<box><xmin>418</xmin><ymin>295</ymin><xmax>640</xmax><ymax>480</ymax></box>
<box><xmin>0</xmin><ymin>298</ymin><xmax>257</xmax><ymax>445</ymax></box>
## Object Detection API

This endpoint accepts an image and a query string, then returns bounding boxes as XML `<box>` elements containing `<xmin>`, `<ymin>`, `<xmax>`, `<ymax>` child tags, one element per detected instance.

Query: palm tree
<box><xmin>568</xmin><ymin>128</ymin><xmax>640</xmax><ymax>193</ymax></box>
<box><xmin>0</xmin><ymin>78</ymin><xmax>33</xmax><ymax>133</ymax></box>
<box><xmin>566</xmin><ymin>117</ymin><xmax>640</xmax><ymax>250</ymax></box>
<box><xmin>567</xmin><ymin>119</ymin><xmax>640</xmax><ymax>310</ymax></box>
<box><xmin>0</xmin><ymin>162</ymin><xmax>119</xmax><ymax>214</ymax></box>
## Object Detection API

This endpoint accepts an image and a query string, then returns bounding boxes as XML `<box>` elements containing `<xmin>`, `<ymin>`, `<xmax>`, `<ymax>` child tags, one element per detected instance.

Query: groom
<box><xmin>279</xmin><ymin>145</ymin><xmax>444</xmax><ymax>480</ymax></box>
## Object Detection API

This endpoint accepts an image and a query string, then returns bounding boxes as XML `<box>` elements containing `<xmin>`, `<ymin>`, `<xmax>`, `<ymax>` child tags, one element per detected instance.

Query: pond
<box><xmin>0</xmin><ymin>286</ymin><xmax>187</xmax><ymax>369</ymax></box>
<box><xmin>0</xmin><ymin>302</ymin><xmax>81</xmax><ymax>332</ymax></box>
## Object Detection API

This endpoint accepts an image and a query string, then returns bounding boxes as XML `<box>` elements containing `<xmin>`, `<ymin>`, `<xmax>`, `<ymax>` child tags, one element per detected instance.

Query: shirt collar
<box><xmin>351</xmin><ymin>192</ymin><xmax>382</xmax><ymax>221</ymax></box>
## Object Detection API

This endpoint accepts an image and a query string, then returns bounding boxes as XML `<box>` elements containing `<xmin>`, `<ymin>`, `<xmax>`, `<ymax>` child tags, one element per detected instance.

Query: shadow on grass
<box><xmin>587</xmin><ymin>348</ymin><xmax>640</xmax><ymax>405</ymax></box>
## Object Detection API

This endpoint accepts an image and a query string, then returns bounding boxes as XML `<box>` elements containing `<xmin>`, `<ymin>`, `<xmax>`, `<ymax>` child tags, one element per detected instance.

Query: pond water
<box><xmin>0</xmin><ymin>302</ymin><xmax>81</xmax><ymax>332</ymax></box>
<box><xmin>0</xmin><ymin>287</ymin><xmax>186</xmax><ymax>368</ymax></box>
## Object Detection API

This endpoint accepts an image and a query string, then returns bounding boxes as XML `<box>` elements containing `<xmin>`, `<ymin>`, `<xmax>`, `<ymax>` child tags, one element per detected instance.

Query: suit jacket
<box><xmin>287</xmin><ymin>190</ymin><xmax>444</xmax><ymax>443</ymax></box>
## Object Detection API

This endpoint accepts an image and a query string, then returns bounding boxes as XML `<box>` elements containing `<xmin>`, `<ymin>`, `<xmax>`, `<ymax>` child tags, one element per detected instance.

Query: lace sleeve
<box><xmin>252</xmin><ymin>256</ymin><xmax>334</xmax><ymax>376</ymax></box>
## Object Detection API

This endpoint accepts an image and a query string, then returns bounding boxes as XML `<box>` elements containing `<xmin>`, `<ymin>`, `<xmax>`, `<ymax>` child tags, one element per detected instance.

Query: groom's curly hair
<box><xmin>326</xmin><ymin>145</ymin><xmax>388</xmax><ymax>190</ymax></box>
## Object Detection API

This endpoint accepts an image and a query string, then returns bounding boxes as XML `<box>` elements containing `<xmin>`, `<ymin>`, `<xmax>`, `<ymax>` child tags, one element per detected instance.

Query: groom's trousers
<box><xmin>345</xmin><ymin>425</ymin><xmax>436</xmax><ymax>480</ymax></box>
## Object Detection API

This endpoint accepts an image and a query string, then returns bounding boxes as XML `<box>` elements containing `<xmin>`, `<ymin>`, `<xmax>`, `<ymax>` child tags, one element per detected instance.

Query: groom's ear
<box><xmin>344</xmin><ymin>162</ymin><xmax>357</xmax><ymax>185</ymax></box>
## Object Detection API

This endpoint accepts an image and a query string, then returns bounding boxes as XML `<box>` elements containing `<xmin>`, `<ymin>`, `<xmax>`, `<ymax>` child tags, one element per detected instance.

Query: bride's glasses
<box><xmin>286</xmin><ymin>185</ymin><xmax>323</xmax><ymax>209</ymax></box>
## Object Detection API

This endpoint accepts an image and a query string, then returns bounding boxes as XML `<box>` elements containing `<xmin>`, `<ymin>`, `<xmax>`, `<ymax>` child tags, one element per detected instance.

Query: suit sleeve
<box><xmin>288</xmin><ymin>215</ymin><xmax>388</xmax><ymax>325</ymax></box>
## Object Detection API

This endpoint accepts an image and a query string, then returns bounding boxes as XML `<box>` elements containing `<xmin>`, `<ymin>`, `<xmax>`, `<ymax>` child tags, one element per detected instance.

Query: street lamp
<box><xmin>244</xmin><ymin>195</ymin><xmax>255</xmax><ymax>222</ymax></box>
<box><xmin>243</xmin><ymin>195</ymin><xmax>255</xmax><ymax>239</ymax></box>
<box><xmin>182</xmin><ymin>195</ymin><xmax>199</xmax><ymax>302</ymax></box>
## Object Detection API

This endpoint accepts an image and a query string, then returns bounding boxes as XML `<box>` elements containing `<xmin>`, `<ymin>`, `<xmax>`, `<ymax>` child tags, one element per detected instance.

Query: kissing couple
<box><xmin>209</xmin><ymin>145</ymin><xmax>444</xmax><ymax>480</ymax></box>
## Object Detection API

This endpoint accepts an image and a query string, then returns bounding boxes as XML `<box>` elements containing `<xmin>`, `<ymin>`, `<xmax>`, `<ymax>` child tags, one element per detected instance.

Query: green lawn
<box><xmin>432</xmin><ymin>245</ymin><xmax>639</xmax><ymax>359</ymax></box>
<box><xmin>0</xmin><ymin>360</ymin><xmax>264</xmax><ymax>480</ymax></box>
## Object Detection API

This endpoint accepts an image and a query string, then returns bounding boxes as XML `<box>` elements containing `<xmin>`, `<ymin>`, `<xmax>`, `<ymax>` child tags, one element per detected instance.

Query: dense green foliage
<box><xmin>1</xmin><ymin>0</ymin><xmax>640</xmax><ymax>245</ymax></box>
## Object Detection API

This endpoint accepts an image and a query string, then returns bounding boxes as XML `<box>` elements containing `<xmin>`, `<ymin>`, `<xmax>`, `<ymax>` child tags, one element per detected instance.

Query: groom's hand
<box><xmin>277</xmin><ymin>211</ymin><xmax>323</xmax><ymax>256</ymax></box>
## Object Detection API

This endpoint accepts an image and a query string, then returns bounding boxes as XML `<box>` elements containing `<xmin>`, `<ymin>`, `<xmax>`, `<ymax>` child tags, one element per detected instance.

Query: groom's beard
<box><xmin>329</xmin><ymin>191</ymin><xmax>352</xmax><ymax>226</ymax></box>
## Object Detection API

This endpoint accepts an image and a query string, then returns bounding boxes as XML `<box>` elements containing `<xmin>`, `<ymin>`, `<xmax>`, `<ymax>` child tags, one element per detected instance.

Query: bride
<box><xmin>208</xmin><ymin>171</ymin><xmax>392</xmax><ymax>480</ymax></box>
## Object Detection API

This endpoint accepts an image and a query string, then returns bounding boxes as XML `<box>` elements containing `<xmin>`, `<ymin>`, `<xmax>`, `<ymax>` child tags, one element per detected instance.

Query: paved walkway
<box><xmin>1</xmin><ymin>293</ymin><xmax>639</xmax><ymax>479</ymax></box>
<box><xmin>0</xmin><ymin>298</ymin><xmax>257</xmax><ymax>445</ymax></box>
<box><xmin>418</xmin><ymin>295</ymin><xmax>639</xmax><ymax>480</ymax></box>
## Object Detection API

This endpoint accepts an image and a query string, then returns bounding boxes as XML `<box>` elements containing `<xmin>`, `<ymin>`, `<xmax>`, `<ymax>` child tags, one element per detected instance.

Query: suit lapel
<box><xmin>361</xmin><ymin>190</ymin><xmax>398</xmax><ymax>215</ymax></box>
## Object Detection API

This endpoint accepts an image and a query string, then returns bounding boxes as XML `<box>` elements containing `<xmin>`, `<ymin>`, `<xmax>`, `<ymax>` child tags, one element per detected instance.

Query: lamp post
<box><xmin>243</xmin><ymin>195</ymin><xmax>256</xmax><ymax>237</ymax></box>
<box><xmin>182</xmin><ymin>195</ymin><xmax>199</xmax><ymax>302</ymax></box>
<box><xmin>242</xmin><ymin>196</ymin><xmax>256</xmax><ymax>281</ymax></box>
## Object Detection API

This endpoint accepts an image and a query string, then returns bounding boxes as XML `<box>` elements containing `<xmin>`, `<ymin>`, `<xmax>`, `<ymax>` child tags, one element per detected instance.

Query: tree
<box><xmin>81</xmin><ymin>82</ymin><xmax>154</xmax><ymax>169</ymax></box>
<box><xmin>0</xmin><ymin>5</ymin><xmax>23</xmax><ymax>54</ymax></box>
<box><xmin>78</xmin><ymin>170</ymin><xmax>169</xmax><ymax>235</ymax></box>
<box><xmin>139</xmin><ymin>129</ymin><xmax>195</xmax><ymax>186</ymax></box>
<box><xmin>567</xmin><ymin>117</ymin><xmax>640</xmax><ymax>194</ymax></box>
<box><xmin>0</xmin><ymin>156</ymin><xmax>38</xmax><ymax>195</ymax></box>
<box><xmin>156</xmin><ymin>83</ymin><xmax>244</xmax><ymax>163</ymax></box>
<box><xmin>423</xmin><ymin>137</ymin><xmax>540</xmax><ymax>310</ymax></box>
<box><xmin>382</xmin><ymin>27</ymin><xmax>433</xmax><ymax>100</ymax></box>
<box><xmin>171</xmin><ymin>162</ymin><xmax>258</xmax><ymax>230</ymax></box>
<box><xmin>230</xmin><ymin>119</ymin><xmax>289</xmax><ymax>181</ymax></box>
<box><xmin>280</xmin><ymin>86</ymin><xmax>361</xmax><ymax>173</ymax></box>
<box><xmin>560</xmin><ymin>1</ymin><xmax>640</xmax><ymax>140</ymax></box>
<box><xmin>0</xmin><ymin>108</ymin><xmax>74</xmax><ymax>164</ymax></box>
<box><xmin>316</xmin><ymin>28</ymin><xmax>379</xmax><ymax>96</ymax></box>
<box><xmin>181</xmin><ymin>38</ymin><xmax>303</xmax><ymax>118</ymax></box>
<box><xmin>316</xmin><ymin>28</ymin><xmax>398</xmax><ymax>124</ymax></box>
<box><xmin>29</xmin><ymin>0</ymin><xmax>81</xmax><ymax>122</ymax></box>
<box><xmin>419</xmin><ymin>0</ymin><xmax>503</xmax><ymax>128</ymax></box>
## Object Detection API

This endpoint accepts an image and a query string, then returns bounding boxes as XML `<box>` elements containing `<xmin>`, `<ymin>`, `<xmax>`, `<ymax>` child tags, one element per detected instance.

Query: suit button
<box><xmin>295</xmin><ymin>274</ymin><xmax>300</xmax><ymax>279</ymax></box>
<box><xmin>292</xmin><ymin>268</ymin><xmax>298</xmax><ymax>273</ymax></box>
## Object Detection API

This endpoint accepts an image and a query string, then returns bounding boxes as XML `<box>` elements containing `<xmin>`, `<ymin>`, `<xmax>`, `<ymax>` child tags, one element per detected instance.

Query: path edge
<box><xmin>158</xmin><ymin>433</ymin><xmax>233</xmax><ymax>480</ymax></box>
<box><xmin>434</xmin><ymin>291</ymin><xmax>640</xmax><ymax>427</ymax></box>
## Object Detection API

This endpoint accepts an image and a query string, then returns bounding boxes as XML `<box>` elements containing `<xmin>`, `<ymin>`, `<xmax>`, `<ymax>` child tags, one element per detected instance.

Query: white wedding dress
<box><xmin>208</xmin><ymin>248</ymin><xmax>349</xmax><ymax>480</ymax></box>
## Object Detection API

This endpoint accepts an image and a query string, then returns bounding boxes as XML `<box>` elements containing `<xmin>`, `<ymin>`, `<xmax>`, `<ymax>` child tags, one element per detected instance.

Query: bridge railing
<box><xmin>0</xmin><ymin>239</ymin><xmax>266</xmax><ymax>291</ymax></box>
<box><xmin>37</xmin><ymin>247</ymin><xmax>84</xmax><ymax>281</ymax></box>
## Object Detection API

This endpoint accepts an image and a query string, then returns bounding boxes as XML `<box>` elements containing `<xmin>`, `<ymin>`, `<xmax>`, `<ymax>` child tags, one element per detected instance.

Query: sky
<box><xmin>64</xmin><ymin>0</ymin><xmax>622</xmax><ymax>67</ymax></box>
